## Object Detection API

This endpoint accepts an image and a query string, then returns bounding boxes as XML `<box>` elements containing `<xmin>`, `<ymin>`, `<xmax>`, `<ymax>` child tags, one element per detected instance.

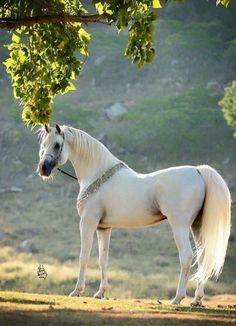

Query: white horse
<box><xmin>37</xmin><ymin>124</ymin><xmax>231</xmax><ymax>305</ymax></box>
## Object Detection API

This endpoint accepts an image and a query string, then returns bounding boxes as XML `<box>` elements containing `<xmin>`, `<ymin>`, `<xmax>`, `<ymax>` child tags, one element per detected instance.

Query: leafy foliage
<box><xmin>216</xmin><ymin>0</ymin><xmax>231</xmax><ymax>8</ymax></box>
<box><xmin>219</xmin><ymin>81</ymin><xmax>236</xmax><ymax>133</ymax></box>
<box><xmin>1</xmin><ymin>1</ymin><xmax>90</xmax><ymax>126</ymax></box>
<box><xmin>0</xmin><ymin>0</ymin><xmax>231</xmax><ymax>126</ymax></box>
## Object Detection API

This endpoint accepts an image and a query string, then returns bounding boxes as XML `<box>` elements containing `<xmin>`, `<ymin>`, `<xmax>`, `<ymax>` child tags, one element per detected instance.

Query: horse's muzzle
<box><xmin>37</xmin><ymin>158</ymin><xmax>57</xmax><ymax>177</ymax></box>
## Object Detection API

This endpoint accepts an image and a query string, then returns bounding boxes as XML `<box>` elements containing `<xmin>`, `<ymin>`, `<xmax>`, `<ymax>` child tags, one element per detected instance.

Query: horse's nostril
<box><xmin>42</xmin><ymin>164</ymin><xmax>46</xmax><ymax>173</ymax></box>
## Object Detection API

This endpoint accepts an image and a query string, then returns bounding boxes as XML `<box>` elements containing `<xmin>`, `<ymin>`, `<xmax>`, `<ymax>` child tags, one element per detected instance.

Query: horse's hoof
<box><xmin>69</xmin><ymin>290</ymin><xmax>81</xmax><ymax>297</ymax></box>
<box><xmin>170</xmin><ymin>296</ymin><xmax>184</xmax><ymax>305</ymax></box>
<box><xmin>190</xmin><ymin>300</ymin><xmax>204</xmax><ymax>307</ymax></box>
<box><xmin>93</xmin><ymin>291</ymin><xmax>105</xmax><ymax>299</ymax></box>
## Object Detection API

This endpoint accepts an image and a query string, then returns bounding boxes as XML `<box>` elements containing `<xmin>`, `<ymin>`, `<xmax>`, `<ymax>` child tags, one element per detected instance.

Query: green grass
<box><xmin>0</xmin><ymin>291</ymin><xmax>235</xmax><ymax>316</ymax></box>
<box><xmin>0</xmin><ymin>291</ymin><xmax>235</xmax><ymax>326</ymax></box>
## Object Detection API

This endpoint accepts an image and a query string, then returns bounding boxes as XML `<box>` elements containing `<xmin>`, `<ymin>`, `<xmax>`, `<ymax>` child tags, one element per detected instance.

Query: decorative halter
<box><xmin>77</xmin><ymin>162</ymin><xmax>126</xmax><ymax>207</ymax></box>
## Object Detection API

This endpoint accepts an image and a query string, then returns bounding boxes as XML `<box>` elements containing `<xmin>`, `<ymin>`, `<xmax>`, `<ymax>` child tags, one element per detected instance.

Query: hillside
<box><xmin>0</xmin><ymin>0</ymin><xmax>236</xmax><ymax>300</ymax></box>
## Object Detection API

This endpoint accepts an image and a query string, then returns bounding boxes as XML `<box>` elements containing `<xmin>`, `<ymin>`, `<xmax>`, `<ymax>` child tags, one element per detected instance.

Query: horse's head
<box><xmin>37</xmin><ymin>124</ymin><xmax>69</xmax><ymax>178</ymax></box>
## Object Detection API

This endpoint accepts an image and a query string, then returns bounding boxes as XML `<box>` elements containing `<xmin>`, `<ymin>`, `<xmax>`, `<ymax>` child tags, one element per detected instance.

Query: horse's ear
<box><xmin>44</xmin><ymin>124</ymin><xmax>50</xmax><ymax>133</ymax></box>
<box><xmin>55</xmin><ymin>124</ymin><xmax>61</xmax><ymax>134</ymax></box>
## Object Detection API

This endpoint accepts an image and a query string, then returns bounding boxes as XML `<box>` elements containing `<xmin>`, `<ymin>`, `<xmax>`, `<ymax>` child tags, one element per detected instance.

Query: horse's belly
<box><xmin>99</xmin><ymin>211</ymin><xmax>166</xmax><ymax>229</ymax></box>
<box><xmin>98</xmin><ymin>171</ymin><xmax>164</xmax><ymax>228</ymax></box>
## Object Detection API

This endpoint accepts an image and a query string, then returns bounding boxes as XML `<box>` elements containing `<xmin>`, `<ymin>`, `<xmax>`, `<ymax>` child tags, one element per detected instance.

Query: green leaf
<box><xmin>3</xmin><ymin>58</ymin><xmax>14</xmax><ymax>68</ymax></box>
<box><xmin>216</xmin><ymin>0</ymin><xmax>230</xmax><ymax>7</ymax></box>
<box><xmin>61</xmin><ymin>82</ymin><xmax>76</xmax><ymax>94</ymax></box>
<box><xmin>153</xmin><ymin>0</ymin><xmax>162</xmax><ymax>8</ymax></box>
<box><xmin>70</xmin><ymin>71</ymin><xmax>77</xmax><ymax>80</ymax></box>
<box><xmin>95</xmin><ymin>3</ymin><xmax>104</xmax><ymax>15</ymax></box>
<box><xmin>79</xmin><ymin>28</ymin><xmax>91</xmax><ymax>43</ymax></box>
<box><xmin>18</xmin><ymin>49</ymin><xmax>26</xmax><ymax>63</ymax></box>
<box><xmin>12</xmin><ymin>34</ymin><xmax>20</xmax><ymax>44</ymax></box>
<box><xmin>80</xmin><ymin>47</ymin><xmax>88</xmax><ymax>56</ymax></box>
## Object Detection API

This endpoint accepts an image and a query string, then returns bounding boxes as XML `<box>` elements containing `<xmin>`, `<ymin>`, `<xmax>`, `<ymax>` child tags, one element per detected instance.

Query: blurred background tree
<box><xmin>219</xmin><ymin>81</ymin><xmax>236</xmax><ymax>134</ymax></box>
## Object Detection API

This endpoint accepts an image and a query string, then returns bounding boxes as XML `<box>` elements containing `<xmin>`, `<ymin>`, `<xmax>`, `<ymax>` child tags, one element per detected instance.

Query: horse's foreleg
<box><xmin>170</xmin><ymin>226</ymin><xmax>193</xmax><ymax>305</ymax></box>
<box><xmin>69</xmin><ymin>217</ymin><xmax>98</xmax><ymax>297</ymax></box>
<box><xmin>94</xmin><ymin>228</ymin><xmax>112</xmax><ymax>299</ymax></box>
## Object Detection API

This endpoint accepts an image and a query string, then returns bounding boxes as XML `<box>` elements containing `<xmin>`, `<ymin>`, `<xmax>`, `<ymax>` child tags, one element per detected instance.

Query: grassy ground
<box><xmin>0</xmin><ymin>291</ymin><xmax>236</xmax><ymax>326</ymax></box>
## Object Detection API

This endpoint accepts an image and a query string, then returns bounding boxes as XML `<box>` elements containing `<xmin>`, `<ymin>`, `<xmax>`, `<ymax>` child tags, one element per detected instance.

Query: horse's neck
<box><xmin>68</xmin><ymin>128</ymin><xmax>119</xmax><ymax>188</ymax></box>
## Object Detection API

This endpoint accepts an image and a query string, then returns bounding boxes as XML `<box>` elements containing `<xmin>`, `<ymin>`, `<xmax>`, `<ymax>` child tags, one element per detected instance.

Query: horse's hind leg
<box><xmin>191</xmin><ymin>223</ymin><xmax>205</xmax><ymax>306</ymax></box>
<box><xmin>170</xmin><ymin>225</ymin><xmax>193</xmax><ymax>305</ymax></box>
<box><xmin>94</xmin><ymin>228</ymin><xmax>112</xmax><ymax>299</ymax></box>
<box><xmin>191</xmin><ymin>282</ymin><xmax>205</xmax><ymax>306</ymax></box>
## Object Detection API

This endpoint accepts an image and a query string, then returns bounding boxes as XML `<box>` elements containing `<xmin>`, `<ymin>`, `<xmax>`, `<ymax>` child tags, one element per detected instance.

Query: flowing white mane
<box><xmin>58</xmin><ymin>126</ymin><xmax>120</xmax><ymax>186</ymax></box>
<box><xmin>64</xmin><ymin>126</ymin><xmax>118</xmax><ymax>168</ymax></box>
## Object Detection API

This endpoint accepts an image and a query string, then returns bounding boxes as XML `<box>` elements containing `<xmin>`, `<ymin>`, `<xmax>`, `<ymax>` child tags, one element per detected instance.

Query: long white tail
<box><xmin>192</xmin><ymin>165</ymin><xmax>231</xmax><ymax>283</ymax></box>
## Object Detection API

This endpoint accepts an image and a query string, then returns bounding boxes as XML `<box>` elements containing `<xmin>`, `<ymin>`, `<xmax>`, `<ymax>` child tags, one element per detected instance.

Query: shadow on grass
<box><xmin>0</xmin><ymin>308</ymin><xmax>234</xmax><ymax>326</ymax></box>
<box><xmin>0</xmin><ymin>296</ymin><xmax>55</xmax><ymax>306</ymax></box>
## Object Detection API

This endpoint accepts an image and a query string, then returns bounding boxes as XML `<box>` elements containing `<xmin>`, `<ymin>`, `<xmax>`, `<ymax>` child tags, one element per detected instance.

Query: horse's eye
<box><xmin>54</xmin><ymin>142</ymin><xmax>60</xmax><ymax>150</ymax></box>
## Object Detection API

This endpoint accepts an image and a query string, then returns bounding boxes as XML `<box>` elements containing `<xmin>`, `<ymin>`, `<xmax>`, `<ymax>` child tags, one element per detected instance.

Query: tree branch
<box><xmin>0</xmin><ymin>13</ymin><xmax>111</xmax><ymax>29</ymax></box>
